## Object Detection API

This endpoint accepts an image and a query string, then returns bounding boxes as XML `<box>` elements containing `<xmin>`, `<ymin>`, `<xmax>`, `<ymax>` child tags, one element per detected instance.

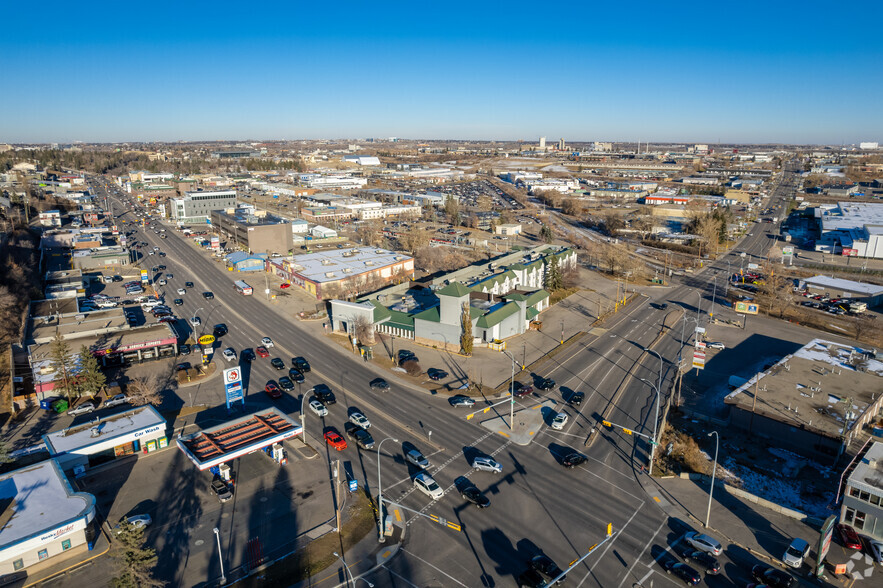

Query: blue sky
<box><xmin>2</xmin><ymin>1</ymin><xmax>881</xmax><ymax>144</ymax></box>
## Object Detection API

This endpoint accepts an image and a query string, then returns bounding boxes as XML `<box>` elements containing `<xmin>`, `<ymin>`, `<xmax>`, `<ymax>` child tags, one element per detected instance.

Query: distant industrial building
<box><xmin>210</xmin><ymin>209</ymin><xmax>293</xmax><ymax>255</ymax></box>
<box><xmin>211</xmin><ymin>150</ymin><xmax>262</xmax><ymax>159</ymax></box>
<box><xmin>799</xmin><ymin>275</ymin><xmax>883</xmax><ymax>307</ymax></box>
<box><xmin>267</xmin><ymin>248</ymin><xmax>414</xmax><ymax>299</ymax></box>
<box><xmin>343</xmin><ymin>155</ymin><xmax>381</xmax><ymax>166</ymax></box>
<box><xmin>815</xmin><ymin>202</ymin><xmax>883</xmax><ymax>258</ymax></box>
<box><xmin>172</xmin><ymin>190</ymin><xmax>237</xmax><ymax>224</ymax></box>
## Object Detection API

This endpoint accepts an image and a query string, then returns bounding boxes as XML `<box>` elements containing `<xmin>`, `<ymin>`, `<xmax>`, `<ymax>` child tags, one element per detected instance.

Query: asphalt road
<box><xmin>76</xmin><ymin>172</ymin><xmax>826</xmax><ymax>588</ymax></box>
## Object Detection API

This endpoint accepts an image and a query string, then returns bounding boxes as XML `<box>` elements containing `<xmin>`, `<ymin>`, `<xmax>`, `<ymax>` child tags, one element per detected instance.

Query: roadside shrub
<box><xmin>401</xmin><ymin>359</ymin><xmax>422</xmax><ymax>377</ymax></box>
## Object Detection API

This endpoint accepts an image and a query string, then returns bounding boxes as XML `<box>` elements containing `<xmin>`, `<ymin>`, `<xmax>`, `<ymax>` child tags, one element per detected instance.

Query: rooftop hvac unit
<box><xmin>325</xmin><ymin>272</ymin><xmax>335</xmax><ymax>278</ymax></box>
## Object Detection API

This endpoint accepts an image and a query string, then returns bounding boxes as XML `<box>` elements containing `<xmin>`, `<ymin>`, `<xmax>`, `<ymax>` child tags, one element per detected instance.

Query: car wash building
<box><xmin>42</xmin><ymin>406</ymin><xmax>168</xmax><ymax>474</ymax></box>
<box><xmin>0</xmin><ymin>459</ymin><xmax>97</xmax><ymax>577</ymax></box>
<box><xmin>177</xmin><ymin>407</ymin><xmax>301</xmax><ymax>471</ymax></box>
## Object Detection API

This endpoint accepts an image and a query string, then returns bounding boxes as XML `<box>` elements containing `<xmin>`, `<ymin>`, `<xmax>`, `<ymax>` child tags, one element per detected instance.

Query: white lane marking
<box><xmin>401</xmin><ymin>548</ymin><xmax>471</xmax><ymax>588</ymax></box>
<box><xmin>616</xmin><ymin>517</ymin><xmax>668</xmax><ymax>588</ymax></box>
<box><xmin>379</xmin><ymin>565</ymin><xmax>420</xmax><ymax>588</ymax></box>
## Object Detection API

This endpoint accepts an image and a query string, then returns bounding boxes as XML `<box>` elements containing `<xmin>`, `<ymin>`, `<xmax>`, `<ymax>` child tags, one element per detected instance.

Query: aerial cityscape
<box><xmin>1</xmin><ymin>3</ymin><xmax>883</xmax><ymax>588</ymax></box>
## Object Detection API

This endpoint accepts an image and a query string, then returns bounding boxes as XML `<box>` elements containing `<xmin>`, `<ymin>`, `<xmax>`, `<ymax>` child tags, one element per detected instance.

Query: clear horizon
<box><xmin>2</xmin><ymin>1</ymin><xmax>881</xmax><ymax>145</ymax></box>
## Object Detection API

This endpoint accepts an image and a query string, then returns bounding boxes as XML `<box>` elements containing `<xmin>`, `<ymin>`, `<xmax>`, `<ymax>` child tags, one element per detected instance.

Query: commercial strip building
<box><xmin>267</xmin><ymin>248</ymin><xmax>414</xmax><ymax>299</ymax></box>
<box><xmin>840</xmin><ymin>441</ymin><xmax>883</xmax><ymax>540</ymax></box>
<box><xmin>210</xmin><ymin>209</ymin><xmax>293</xmax><ymax>254</ymax></box>
<box><xmin>725</xmin><ymin>339</ymin><xmax>883</xmax><ymax>463</ymax></box>
<box><xmin>815</xmin><ymin>202</ymin><xmax>883</xmax><ymax>259</ymax></box>
<box><xmin>329</xmin><ymin>246</ymin><xmax>576</xmax><ymax>350</ymax></box>
<box><xmin>171</xmin><ymin>190</ymin><xmax>237</xmax><ymax>224</ymax></box>
<box><xmin>0</xmin><ymin>460</ymin><xmax>97</xmax><ymax>577</ymax></box>
<box><xmin>799</xmin><ymin>275</ymin><xmax>883</xmax><ymax>308</ymax></box>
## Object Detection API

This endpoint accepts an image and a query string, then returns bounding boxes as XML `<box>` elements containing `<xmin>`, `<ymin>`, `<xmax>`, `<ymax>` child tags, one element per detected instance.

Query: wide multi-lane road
<box><xmin>95</xmin><ymin>170</ymin><xmax>808</xmax><ymax>588</ymax></box>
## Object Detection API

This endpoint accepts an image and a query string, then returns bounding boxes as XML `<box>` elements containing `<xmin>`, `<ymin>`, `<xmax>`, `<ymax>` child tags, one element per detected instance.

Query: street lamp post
<box><xmin>502</xmin><ymin>350</ymin><xmax>517</xmax><ymax>430</ymax></box>
<box><xmin>212</xmin><ymin>527</ymin><xmax>226</xmax><ymax>585</ymax></box>
<box><xmin>709</xmin><ymin>274</ymin><xmax>717</xmax><ymax>321</ymax></box>
<box><xmin>639</xmin><ymin>377</ymin><xmax>661</xmax><ymax>476</ymax></box>
<box><xmin>376</xmin><ymin>436</ymin><xmax>399</xmax><ymax>543</ymax></box>
<box><xmin>705</xmin><ymin>431</ymin><xmax>720</xmax><ymax>528</ymax></box>
<box><xmin>332</xmin><ymin>552</ymin><xmax>373</xmax><ymax>587</ymax></box>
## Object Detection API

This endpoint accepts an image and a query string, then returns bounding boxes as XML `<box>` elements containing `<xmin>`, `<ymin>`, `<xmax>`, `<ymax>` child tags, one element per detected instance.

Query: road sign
<box><xmin>747</xmin><ymin>263</ymin><xmax>760</xmax><ymax>270</ymax></box>
<box><xmin>692</xmin><ymin>350</ymin><xmax>706</xmax><ymax>369</ymax></box>
<box><xmin>735</xmin><ymin>301</ymin><xmax>759</xmax><ymax>315</ymax></box>
<box><xmin>782</xmin><ymin>246</ymin><xmax>794</xmax><ymax>256</ymax></box>
<box><xmin>223</xmin><ymin>367</ymin><xmax>244</xmax><ymax>409</ymax></box>
<box><xmin>198</xmin><ymin>335</ymin><xmax>216</xmax><ymax>345</ymax></box>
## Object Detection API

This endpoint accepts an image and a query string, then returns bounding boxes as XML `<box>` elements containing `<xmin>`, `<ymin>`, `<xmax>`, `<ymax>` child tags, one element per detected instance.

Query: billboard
<box><xmin>211</xmin><ymin>236</ymin><xmax>220</xmax><ymax>251</ymax></box>
<box><xmin>735</xmin><ymin>301</ymin><xmax>759</xmax><ymax>315</ymax></box>
<box><xmin>223</xmin><ymin>367</ymin><xmax>244</xmax><ymax>409</ymax></box>
<box><xmin>842</xmin><ymin>248</ymin><xmax>858</xmax><ymax>257</ymax></box>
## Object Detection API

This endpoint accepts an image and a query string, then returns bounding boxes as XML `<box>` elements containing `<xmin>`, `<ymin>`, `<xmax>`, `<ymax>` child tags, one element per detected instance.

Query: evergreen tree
<box><xmin>110</xmin><ymin>522</ymin><xmax>163</xmax><ymax>588</ymax></box>
<box><xmin>49</xmin><ymin>334</ymin><xmax>77</xmax><ymax>402</ymax></box>
<box><xmin>459</xmin><ymin>302</ymin><xmax>473</xmax><ymax>356</ymax></box>
<box><xmin>545</xmin><ymin>256</ymin><xmax>563</xmax><ymax>291</ymax></box>
<box><xmin>77</xmin><ymin>346</ymin><xmax>106</xmax><ymax>398</ymax></box>
<box><xmin>540</xmin><ymin>224</ymin><xmax>554</xmax><ymax>243</ymax></box>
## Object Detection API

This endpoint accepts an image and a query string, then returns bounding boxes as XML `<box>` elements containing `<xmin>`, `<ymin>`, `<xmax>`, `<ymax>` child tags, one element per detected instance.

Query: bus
<box><xmin>234</xmin><ymin>280</ymin><xmax>253</xmax><ymax>295</ymax></box>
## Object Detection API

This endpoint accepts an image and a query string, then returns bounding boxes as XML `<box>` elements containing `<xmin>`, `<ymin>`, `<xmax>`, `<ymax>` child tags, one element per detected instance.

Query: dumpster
<box><xmin>40</xmin><ymin>397</ymin><xmax>60</xmax><ymax>410</ymax></box>
<box><xmin>52</xmin><ymin>399</ymin><xmax>69</xmax><ymax>413</ymax></box>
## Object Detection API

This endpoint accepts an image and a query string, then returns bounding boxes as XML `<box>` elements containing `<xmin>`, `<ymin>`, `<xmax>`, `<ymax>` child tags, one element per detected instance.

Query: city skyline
<box><xmin>2</xmin><ymin>1</ymin><xmax>881</xmax><ymax>144</ymax></box>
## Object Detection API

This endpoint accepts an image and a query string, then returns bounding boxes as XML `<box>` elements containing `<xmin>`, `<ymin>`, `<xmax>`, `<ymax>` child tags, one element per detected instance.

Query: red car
<box><xmin>836</xmin><ymin>523</ymin><xmax>862</xmax><ymax>550</ymax></box>
<box><xmin>324</xmin><ymin>428</ymin><xmax>347</xmax><ymax>451</ymax></box>
<box><xmin>280</xmin><ymin>283</ymin><xmax>291</xmax><ymax>289</ymax></box>
<box><xmin>256</xmin><ymin>346</ymin><xmax>270</xmax><ymax>358</ymax></box>
<box><xmin>264</xmin><ymin>382</ymin><xmax>282</xmax><ymax>399</ymax></box>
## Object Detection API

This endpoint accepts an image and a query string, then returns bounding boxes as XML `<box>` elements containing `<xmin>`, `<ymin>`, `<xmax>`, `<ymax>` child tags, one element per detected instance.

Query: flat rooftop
<box><xmin>820</xmin><ymin>202</ymin><xmax>883</xmax><ymax>233</ymax></box>
<box><xmin>725</xmin><ymin>339</ymin><xmax>883</xmax><ymax>439</ymax></box>
<box><xmin>848</xmin><ymin>441</ymin><xmax>883</xmax><ymax>495</ymax></box>
<box><xmin>43</xmin><ymin>405</ymin><xmax>166</xmax><ymax>455</ymax></box>
<box><xmin>803</xmin><ymin>275</ymin><xmax>883</xmax><ymax>296</ymax></box>
<box><xmin>176</xmin><ymin>408</ymin><xmax>301</xmax><ymax>470</ymax></box>
<box><xmin>283</xmin><ymin>248</ymin><xmax>412</xmax><ymax>283</ymax></box>
<box><xmin>0</xmin><ymin>460</ymin><xmax>94</xmax><ymax>549</ymax></box>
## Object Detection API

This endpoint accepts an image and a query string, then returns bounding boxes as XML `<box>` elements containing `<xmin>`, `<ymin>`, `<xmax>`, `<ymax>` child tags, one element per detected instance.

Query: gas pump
<box><xmin>219</xmin><ymin>463</ymin><xmax>233</xmax><ymax>485</ymax></box>
<box><xmin>271</xmin><ymin>443</ymin><xmax>287</xmax><ymax>465</ymax></box>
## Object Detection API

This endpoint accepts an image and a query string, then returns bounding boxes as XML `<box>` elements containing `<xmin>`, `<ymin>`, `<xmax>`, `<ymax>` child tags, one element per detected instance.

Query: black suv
<box><xmin>213</xmin><ymin>324</ymin><xmax>228</xmax><ymax>338</ymax></box>
<box><xmin>292</xmin><ymin>357</ymin><xmax>311</xmax><ymax>372</ymax></box>
<box><xmin>311</xmin><ymin>384</ymin><xmax>335</xmax><ymax>405</ymax></box>
<box><xmin>203</xmin><ymin>291</ymin><xmax>214</xmax><ymax>300</ymax></box>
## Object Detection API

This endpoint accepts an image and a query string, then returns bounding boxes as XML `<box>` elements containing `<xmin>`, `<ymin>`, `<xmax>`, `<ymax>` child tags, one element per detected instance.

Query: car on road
<box><xmin>189</xmin><ymin>316</ymin><xmax>201</xmax><ymax>326</ymax></box>
<box><xmin>349</xmin><ymin>411</ymin><xmax>371</xmax><ymax>429</ymax></box>
<box><xmin>511</xmin><ymin>382</ymin><xmax>533</xmax><ymax>397</ymax></box>
<box><xmin>213</xmin><ymin>324</ymin><xmax>228</xmax><ymax>337</ymax></box>
<box><xmin>324</xmin><ymin>428</ymin><xmax>347</xmax><ymax>451</ymax></box>
<box><xmin>751</xmin><ymin>564</ymin><xmax>794</xmax><ymax>588</ymax></box>
<box><xmin>413</xmin><ymin>472</ymin><xmax>443</xmax><ymax>499</ymax></box>
<box><xmin>278</xmin><ymin>376</ymin><xmax>294</xmax><ymax>391</ymax></box>
<box><xmin>256</xmin><ymin>346</ymin><xmax>270</xmax><ymax>358</ymax></box>
<box><xmin>185</xmin><ymin>282</ymin><xmax>194</xmax><ymax>288</ymax></box>
<box><xmin>662</xmin><ymin>560</ymin><xmax>701</xmax><ymax>586</ymax></box>
<box><xmin>104</xmin><ymin>394</ymin><xmax>130</xmax><ymax>409</ymax></box>
<box><xmin>369</xmin><ymin>378</ymin><xmax>390</xmax><ymax>392</ymax></box>
<box><xmin>261</xmin><ymin>337</ymin><xmax>274</xmax><ymax>348</ymax></box>
<box><xmin>308</xmin><ymin>399</ymin><xmax>328</xmax><ymax>417</ymax></box>
<box><xmin>271</xmin><ymin>358</ymin><xmax>285</xmax><ymax>370</ymax></box>
<box><xmin>782</xmin><ymin>538</ymin><xmax>810</xmax><ymax>568</ymax></box>
<box><xmin>449</xmin><ymin>395</ymin><xmax>475</xmax><ymax>407</ymax></box>
<box><xmin>288</xmin><ymin>368</ymin><xmax>305</xmax><ymax>383</ymax></box>
<box><xmin>706</xmin><ymin>342</ymin><xmax>726</xmax><ymax>350</ymax></box>
<box><xmin>241</xmin><ymin>348</ymin><xmax>254</xmax><ymax>362</ymax></box>
<box><xmin>427</xmin><ymin>368</ymin><xmax>448</xmax><ymax>381</ymax></box>
<box><xmin>684</xmin><ymin>531</ymin><xmax>722</xmax><ymax>556</ymax></box>
<box><xmin>561</xmin><ymin>451</ymin><xmax>586</xmax><ymax>468</ymax></box>
<box><xmin>550</xmin><ymin>412</ymin><xmax>569</xmax><ymax>430</ymax></box>
<box><xmin>280</xmin><ymin>283</ymin><xmax>290</xmax><ymax>289</ymax></box>
<box><xmin>264</xmin><ymin>381</ymin><xmax>282</xmax><ymax>399</ymax></box>
<box><xmin>312</xmin><ymin>384</ymin><xmax>336</xmax><ymax>404</ymax></box>
<box><xmin>292</xmin><ymin>357</ymin><xmax>311</xmax><ymax>372</ymax></box>
<box><xmin>517</xmin><ymin>569</ymin><xmax>548</xmax><ymax>588</ymax></box>
<box><xmin>222</xmin><ymin>348</ymin><xmax>237</xmax><ymax>362</ymax></box>
<box><xmin>461</xmin><ymin>484</ymin><xmax>490</xmax><ymax>508</ymax></box>
<box><xmin>203</xmin><ymin>291</ymin><xmax>214</xmax><ymax>300</ymax></box>
<box><xmin>679</xmin><ymin>548</ymin><xmax>720</xmax><ymax>574</ymax></box>
<box><xmin>472</xmin><ymin>456</ymin><xmax>502</xmax><ymax>473</ymax></box>
<box><xmin>174</xmin><ymin>298</ymin><xmax>184</xmax><ymax>306</ymax></box>
<box><xmin>406</xmin><ymin>448</ymin><xmax>429</xmax><ymax>468</ymax></box>
<box><xmin>211</xmin><ymin>478</ymin><xmax>233</xmax><ymax>503</ymax></box>
<box><xmin>344</xmin><ymin>422</ymin><xmax>375</xmax><ymax>449</ymax></box>
<box><xmin>568</xmin><ymin>391</ymin><xmax>584</xmax><ymax>406</ymax></box>
<box><xmin>68</xmin><ymin>401</ymin><xmax>97</xmax><ymax>417</ymax></box>
<box><xmin>114</xmin><ymin>514</ymin><xmax>152</xmax><ymax>534</ymax></box>
<box><xmin>537</xmin><ymin>378</ymin><xmax>556</xmax><ymax>390</ymax></box>
<box><xmin>836</xmin><ymin>523</ymin><xmax>862</xmax><ymax>550</ymax></box>
<box><xmin>530</xmin><ymin>554</ymin><xmax>566</xmax><ymax>585</ymax></box>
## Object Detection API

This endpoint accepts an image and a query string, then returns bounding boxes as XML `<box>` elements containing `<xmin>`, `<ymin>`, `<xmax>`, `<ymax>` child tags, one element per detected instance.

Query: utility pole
<box><xmin>335</xmin><ymin>460</ymin><xmax>342</xmax><ymax>534</ymax></box>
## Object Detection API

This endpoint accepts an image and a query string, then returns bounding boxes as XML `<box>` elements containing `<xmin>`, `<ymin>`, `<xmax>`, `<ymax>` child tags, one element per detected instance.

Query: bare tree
<box><xmin>127</xmin><ymin>374</ymin><xmax>163</xmax><ymax>406</ymax></box>
<box><xmin>353</xmin><ymin>315</ymin><xmax>375</xmax><ymax>346</ymax></box>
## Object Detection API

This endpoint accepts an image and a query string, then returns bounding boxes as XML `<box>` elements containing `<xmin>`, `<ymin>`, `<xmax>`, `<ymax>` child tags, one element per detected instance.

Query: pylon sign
<box><xmin>223</xmin><ymin>367</ymin><xmax>244</xmax><ymax>409</ymax></box>
<box><xmin>692</xmin><ymin>349</ymin><xmax>706</xmax><ymax>370</ymax></box>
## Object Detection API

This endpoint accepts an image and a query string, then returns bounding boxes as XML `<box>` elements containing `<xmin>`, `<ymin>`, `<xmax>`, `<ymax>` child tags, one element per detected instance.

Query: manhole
<box><xmin>194</xmin><ymin>539</ymin><xmax>205</xmax><ymax>546</ymax></box>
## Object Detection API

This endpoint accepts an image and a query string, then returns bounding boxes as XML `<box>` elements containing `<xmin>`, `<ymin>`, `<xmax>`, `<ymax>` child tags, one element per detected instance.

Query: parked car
<box><xmin>114</xmin><ymin>514</ymin><xmax>152</xmax><ymax>535</ymax></box>
<box><xmin>684</xmin><ymin>532</ymin><xmax>722</xmax><ymax>555</ymax></box>
<box><xmin>751</xmin><ymin>564</ymin><xmax>794</xmax><ymax>588</ymax></box>
<box><xmin>211</xmin><ymin>478</ymin><xmax>233</xmax><ymax>503</ymax></box>
<box><xmin>324</xmin><ymin>428</ymin><xmax>347</xmax><ymax>451</ymax></box>
<box><xmin>413</xmin><ymin>472</ymin><xmax>443</xmax><ymax>499</ymax></box>
<box><xmin>706</xmin><ymin>342</ymin><xmax>726</xmax><ymax>350</ymax></box>
<box><xmin>861</xmin><ymin>535</ymin><xmax>883</xmax><ymax>564</ymax></box>
<box><xmin>104</xmin><ymin>394</ymin><xmax>130</xmax><ymax>409</ymax></box>
<box><xmin>472</xmin><ymin>456</ymin><xmax>502</xmax><ymax>473</ymax></box>
<box><xmin>449</xmin><ymin>395</ymin><xmax>475</xmax><ymax>407</ymax></box>
<box><xmin>836</xmin><ymin>523</ymin><xmax>862</xmax><ymax>550</ymax></box>
<box><xmin>68</xmin><ymin>401</ymin><xmax>97</xmax><ymax>417</ymax></box>
<box><xmin>782</xmin><ymin>538</ymin><xmax>810</xmax><ymax>568</ymax></box>
<box><xmin>427</xmin><ymin>368</ymin><xmax>448</xmax><ymax>381</ymax></box>
<box><xmin>406</xmin><ymin>448</ymin><xmax>429</xmax><ymax>468</ymax></box>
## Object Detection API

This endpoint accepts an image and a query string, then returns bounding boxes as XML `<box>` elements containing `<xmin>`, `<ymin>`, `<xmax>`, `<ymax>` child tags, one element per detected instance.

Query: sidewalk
<box><xmin>638</xmin><ymin>473</ymin><xmax>870</xmax><ymax>586</ymax></box>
